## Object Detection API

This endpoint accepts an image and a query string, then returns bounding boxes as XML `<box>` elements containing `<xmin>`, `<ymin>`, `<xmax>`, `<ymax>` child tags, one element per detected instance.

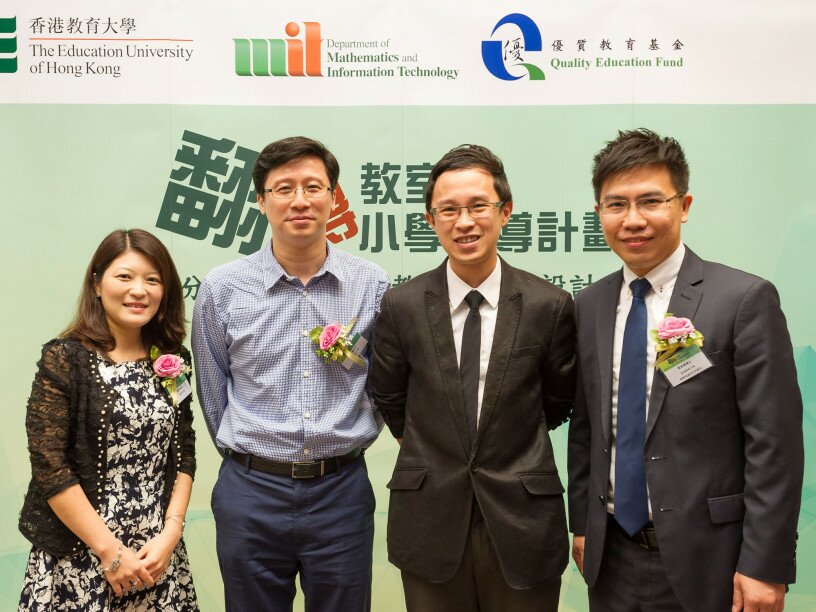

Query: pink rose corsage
<box><xmin>649</xmin><ymin>315</ymin><xmax>704</xmax><ymax>366</ymax></box>
<box><xmin>319</xmin><ymin>323</ymin><xmax>343</xmax><ymax>350</ymax></box>
<box><xmin>307</xmin><ymin>318</ymin><xmax>365</xmax><ymax>366</ymax></box>
<box><xmin>150</xmin><ymin>346</ymin><xmax>192</xmax><ymax>405</ymax></box>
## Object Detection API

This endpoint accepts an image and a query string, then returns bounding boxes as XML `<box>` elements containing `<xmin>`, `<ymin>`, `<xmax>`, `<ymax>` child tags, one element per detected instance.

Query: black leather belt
<box><xmin>229</xmin><ymin>447</ymin><xmax>362</xmax><ymax>479</ymax></box>
<box><xmin>608</xmin><ymin>514</ymin><xmax>659</xmax><ymax>551</ymax></box>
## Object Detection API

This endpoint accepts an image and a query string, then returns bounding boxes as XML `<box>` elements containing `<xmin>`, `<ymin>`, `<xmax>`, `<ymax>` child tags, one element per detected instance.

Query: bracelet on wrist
<box><xmin>165</xmin><ymin>514</ymin><xmax>186</xmax><ymax>531</ymax></box>
<box><xmin>100</xmin><ymin>542</ymin><xmax>123</xmax><ymax>574</ymax></box>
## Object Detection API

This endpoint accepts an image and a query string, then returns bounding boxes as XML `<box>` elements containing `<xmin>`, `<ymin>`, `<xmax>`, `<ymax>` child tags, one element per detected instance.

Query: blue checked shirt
<box><xmin>192</xmin><ymin>241</ymin><xmax>389</xmax><ymax>461</ymax></box>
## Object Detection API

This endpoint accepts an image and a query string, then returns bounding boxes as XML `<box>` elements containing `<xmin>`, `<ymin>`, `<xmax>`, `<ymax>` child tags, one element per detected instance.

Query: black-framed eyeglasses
<box><xmin>429</xmin><ymin>201</ymin><xmax>505</xmax><ymax>221</ymax></box>
<box><xmin>597</xmin><ymin>193</ymin><xmax>685</xmax><ymax>217</ymax></box>
<box><xmin>261</xmin><ymin>185</ymin><xmax>333</xmax><ymax>201</ymax></box>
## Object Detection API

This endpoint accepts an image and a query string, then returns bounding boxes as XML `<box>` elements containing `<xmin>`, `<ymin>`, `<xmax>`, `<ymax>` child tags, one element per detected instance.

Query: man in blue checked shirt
<box><xmin>192</xmin><ymin>136</ymin><xmax>389</xmax><ymax>612</ymax></box>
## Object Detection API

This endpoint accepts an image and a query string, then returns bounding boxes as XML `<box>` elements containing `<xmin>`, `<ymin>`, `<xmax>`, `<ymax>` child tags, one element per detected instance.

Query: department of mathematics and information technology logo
<box><xmin>481</xmin><ymin>13</ymin><xmax>544</xmax><ymax>81</ymax></box>
<box><xmin>0</xmin><ymin>16</ymin><xmax>17</xmax><ymax>73</ymax></box>
<box><xmin>234</xmin><ymin>21</ymin><xmax>322</xmax><ymax>76</ymax></box>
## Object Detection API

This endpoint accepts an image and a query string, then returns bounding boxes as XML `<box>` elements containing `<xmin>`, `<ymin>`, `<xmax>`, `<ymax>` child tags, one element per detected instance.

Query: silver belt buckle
<box><xmin>291</xmin><ymin>460</ymin><xmax>324</xmax><ymax>479</ymax></box>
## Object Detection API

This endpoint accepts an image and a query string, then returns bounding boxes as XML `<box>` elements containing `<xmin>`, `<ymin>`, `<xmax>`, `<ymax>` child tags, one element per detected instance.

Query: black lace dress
<box><xmin>19</xmin><ymin>358</ymin><xmax>198</xmax><ymax>611</ymax></box>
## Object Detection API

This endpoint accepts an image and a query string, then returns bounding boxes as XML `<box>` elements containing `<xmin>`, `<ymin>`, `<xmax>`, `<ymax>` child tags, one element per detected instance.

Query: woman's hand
<box><xmin>136</xmin><ymin>525</ymin><xmax>182</xmax><ymax>582</ymax></box>
<box><xmin>100</xmin><ymin>544</ymin><xmax>154</xmax><ymax>597</ymax></box>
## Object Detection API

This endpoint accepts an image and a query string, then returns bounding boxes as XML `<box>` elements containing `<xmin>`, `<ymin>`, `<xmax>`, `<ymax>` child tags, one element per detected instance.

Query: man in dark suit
<box><xmin>568</xmin><ymin>129</ymin><xmax>804</xmax><ymax>611</ymax></box>
<box><xmin>370</xmin><ymin>144</ymin><xmax>575</xmax><ymax>611</ymax></box>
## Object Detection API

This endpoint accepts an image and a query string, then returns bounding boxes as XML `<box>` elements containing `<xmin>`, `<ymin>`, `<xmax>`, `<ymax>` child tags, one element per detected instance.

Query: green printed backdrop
<box><xmin>1</xmin><ymin>104</ymin><xmax>814</xmax><ymax>610</ymax></box>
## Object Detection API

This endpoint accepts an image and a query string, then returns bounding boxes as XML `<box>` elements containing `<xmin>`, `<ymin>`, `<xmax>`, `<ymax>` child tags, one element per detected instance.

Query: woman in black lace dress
<box><xmin>18</xmin><ymin>229</ymin><xmax>198</xmax><ymax>611</ymax></box>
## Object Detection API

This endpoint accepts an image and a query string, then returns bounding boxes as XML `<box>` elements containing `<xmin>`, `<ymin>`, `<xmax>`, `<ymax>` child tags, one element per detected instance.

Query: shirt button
<box><xmin>303</xmin><ymin>371</ymin><xmax>310</xmax><ymax>378</ymax></box>
<box><xmin>303</xmin><ymin>448</ymin><xmax>310</xmax><ymax>455</ymax></box>
<box><xmin>304</xmin><ymin>412</ymin><xmax>311</xmax><ymax>419</ymax></box>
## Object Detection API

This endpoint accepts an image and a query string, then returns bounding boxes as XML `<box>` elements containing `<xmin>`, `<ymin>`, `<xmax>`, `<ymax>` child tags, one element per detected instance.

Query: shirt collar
<box><xmin>261</xmin><ymin>240</ymin><xmax>345</xmax><ymax>290</ymax></box>
<box><xmin>446</xmin><ymin>258</ymin><xmax>502</xmax><ymax>310</ymax></box>
<box><xmin>622</xmin><ymin>242</ymin><xmax>685</xmax><ymax>296</ymax></box>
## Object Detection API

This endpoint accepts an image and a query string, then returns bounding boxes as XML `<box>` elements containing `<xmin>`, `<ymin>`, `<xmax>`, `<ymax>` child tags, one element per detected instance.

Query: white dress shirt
<box><xmin>608</xmin><ymin>243</ymin><xmax>686</xmax><ymax>515</ymax></box>
<box><xmin>447</xmin><ymin>259</ymin><xmax>502</xmax><ymax>424</ymax></box>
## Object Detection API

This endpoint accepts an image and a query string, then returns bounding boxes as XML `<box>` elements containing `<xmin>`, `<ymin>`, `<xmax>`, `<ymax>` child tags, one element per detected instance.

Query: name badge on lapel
<box><xmin>175</xmin><ymin>374</ymin><xmax>192</xmax><ymax>403</ymax></box>
<box><xmin>341</xmin><ymin>333</ymin><xmax>368</xmax><ymax>371</ymax></box>
<box><xmin>657</xmin><ymin>344</ymin><xmax>712</xmax><ymax>387</ymax></box>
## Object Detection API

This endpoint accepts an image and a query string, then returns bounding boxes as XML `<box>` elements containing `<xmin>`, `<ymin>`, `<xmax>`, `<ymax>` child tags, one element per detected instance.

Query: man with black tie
<box><xmin>568</xmin><ymin>129</ymin><xmax>803</xmax><ymax>611</ymax></box>
<box><xmin>370</xmin><ymin>144</ymin><xmax>575</xmax><ymax>611</ymax></box>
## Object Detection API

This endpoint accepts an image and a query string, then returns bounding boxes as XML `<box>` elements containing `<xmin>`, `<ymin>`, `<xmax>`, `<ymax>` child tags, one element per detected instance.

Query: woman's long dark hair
<box><xmin>62</xmin><ymin>229</ymin><xmax>186</xmax><ymax>353</ymax></box>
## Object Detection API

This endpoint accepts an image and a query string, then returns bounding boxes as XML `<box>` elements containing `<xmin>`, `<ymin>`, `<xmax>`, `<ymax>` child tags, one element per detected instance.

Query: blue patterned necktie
<box><xmin>614</xmin><ymin>277</ymin><xmax>652</xmax><ymax>536</ymax></box>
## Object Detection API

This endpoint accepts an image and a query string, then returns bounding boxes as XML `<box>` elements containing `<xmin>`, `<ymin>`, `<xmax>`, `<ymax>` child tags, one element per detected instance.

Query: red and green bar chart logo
<box><xmin>0</xmin><ymin>17</ymin><xmax>16</xmax><ymax>73</ymax></box>
<box><xmin>234</xmin><ymin>22</ymin><xmax>321</xmax><ymax>77</ymax></box>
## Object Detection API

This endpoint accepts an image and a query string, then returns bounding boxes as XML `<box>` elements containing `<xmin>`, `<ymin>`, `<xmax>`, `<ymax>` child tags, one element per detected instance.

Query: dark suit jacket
<box><xmin>568</xmin><ymin>247</ymin><xmax>803</xmax><ymax>611</ymax></box>
<box><xmin>370</xmin><ymin>258</ymin><xmax>576</xmax><ymax>588</ymax></box>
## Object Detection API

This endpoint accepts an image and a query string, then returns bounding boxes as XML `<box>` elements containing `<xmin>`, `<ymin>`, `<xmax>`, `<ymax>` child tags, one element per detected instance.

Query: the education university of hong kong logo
<box><xmin>481</xmin><ymin>13</ymin><xmax>544</xmax><ymax>81</ymax></box>
<box><xmin>234</xmin><ymin>21</ymin><xmax>322</xmax><ymax>77</ymax></box>
<box><xmin>0</xmin><ymin>16</ymin><xmax>17</xmax><ymax>73</ymax></box>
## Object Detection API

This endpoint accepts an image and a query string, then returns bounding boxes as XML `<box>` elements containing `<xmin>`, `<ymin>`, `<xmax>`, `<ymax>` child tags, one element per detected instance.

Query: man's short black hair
<box><xmin>252</xmin><ymin>136</ymin><xmax>340</xmax><ymax>194</ymax></box>
<box><xmin>424</xmin><ymin>144</ymin><xmax>512</xmax><ymax>212</ymax></box>
<box><xmin>592</xmin><ymin>129</ymin><xmax>689</xmax><ymax>201</ymax></box>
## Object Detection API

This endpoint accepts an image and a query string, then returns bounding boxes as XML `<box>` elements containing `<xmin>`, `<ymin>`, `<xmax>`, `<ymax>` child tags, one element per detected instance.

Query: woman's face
<box><xmin>95</xmin><ymin>250</ymin><xmax>164</xmax><ymax>339</ymax></box>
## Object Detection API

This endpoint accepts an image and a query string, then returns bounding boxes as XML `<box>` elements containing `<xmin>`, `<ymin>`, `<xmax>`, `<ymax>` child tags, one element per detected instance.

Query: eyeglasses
<box><xmin>597</xmin><ymin>193</ymin><xmax>685</xmax><ymax>217</ymax></box>
<box><xmin>429</xmin><ymin>201</ymin><xmax>506</xmax><ymax>222</ymax></box>
<box><xmin>261</xmin><ymin>185</ymin><xmax>332</xmax><ymax>201</ymax></box>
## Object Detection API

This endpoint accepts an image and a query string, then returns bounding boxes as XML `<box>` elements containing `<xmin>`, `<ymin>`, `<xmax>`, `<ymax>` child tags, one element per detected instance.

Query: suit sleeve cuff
<box><xmin>385</xmin><ymin>418</ymin><xmax>405</xmax><ymax>439</ymax></box>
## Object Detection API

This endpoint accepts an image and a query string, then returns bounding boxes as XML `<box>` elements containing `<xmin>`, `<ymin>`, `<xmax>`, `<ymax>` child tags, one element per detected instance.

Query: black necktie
<box><xmin>614</xmin><ymin>277</ymin><xmax>652</xmax><ymax>535</ymax></box>
<box><xmin>460</xmin><ymin>290</ymin><xmax>484</xmax><ymax>443</ymax></box>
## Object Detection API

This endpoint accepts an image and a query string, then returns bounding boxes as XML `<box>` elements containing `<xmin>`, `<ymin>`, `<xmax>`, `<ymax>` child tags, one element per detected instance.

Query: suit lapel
<box><xmin>596</xmin><ymin>270</ymin><xmax>623</xmax><ymax>447</ymax></box>
<box><xmin>425</xmin><ymin>262</ymin><xmax>472</xmax><ymax>456</ymax></box>
<box><xmin>645</xmin><ymin>248</ymin><xmax>704</xmax><ymax>440</ymax></box>
<box><xmin>475</xmin><ymin>260</ymin><xmax>521</xmax><ymax>449</ymax></box>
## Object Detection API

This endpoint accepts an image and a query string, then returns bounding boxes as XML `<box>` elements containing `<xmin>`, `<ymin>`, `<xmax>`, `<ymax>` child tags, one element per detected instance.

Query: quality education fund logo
<box><xmin>0</xmin><ymin>16</ymin><xmax>17</xmax><ymax>73</ymax></box>
<box><xmin>234</xmin><ymin>21</ymin><xmax>321</xmax><ymax>76</ymax></box>
<box><xmin>482</xmin><ymin>13</ymin><xmax>544</xmax><ymax>81</ymax></box>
